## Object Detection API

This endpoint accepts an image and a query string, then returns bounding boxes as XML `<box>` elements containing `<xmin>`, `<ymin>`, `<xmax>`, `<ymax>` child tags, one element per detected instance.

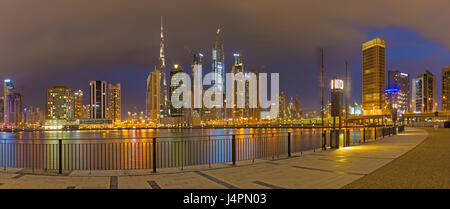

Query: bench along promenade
<box><xmin>0</xmin><ymin>126</ymin><xmax>438</xmax><ymax>189</ymax></box>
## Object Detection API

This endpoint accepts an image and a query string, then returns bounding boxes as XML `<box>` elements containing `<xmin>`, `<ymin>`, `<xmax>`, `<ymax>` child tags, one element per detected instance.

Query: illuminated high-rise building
<box><xmin>362</xmin><ymin>38</ymin><xmax>386</xmax><ymax>115</ymax></box>
<box><xmin>212</xmin><ymin>28</ymin><xmax>225</xmax><ymax>120</ymax></box>
<box><xmin>6</xmin><ymin>93</ymin><xmax>22</xmax><ymax>126</ymax></box>
<box><xmin>412</xmin><ymin>70</ymin><xmax>436</xmax><ymax>113</ymax></box>
<box><xmin>3</xmin><ymin>80</ymin><xmax>23</xmax><ymax>127</ymax></box>
<box><xmin>0</xmin><ymin>96</ymin><xmax>4</xmax><ymax>124</ymax></box>
<box><xmin>3</xmin><ymin>79</ymin><xmax>15</xmax><ymax>125</ymax></box>
<box><xmin>295</xmin><ymin>97</ymin><xmax>301</xmax><ymax>119</ymax></box>
<box><xmin>442</xmin><ymin>66</ymin><xmax>450</xmax><ymax>111</ymax></box>
<box><xmin>190</xmin><ymin>52</ymin><xmax>203</xmax><ymax>118</ymax></box>
<box><xmin>169</xmin><ymin>64</ymin><xmax>184</xmax><ymax>117</ymax></box>
<box><xmin>73</xmin><ymin>90</ymin><xmax>84</xmax><ymax>119</ymax></box>
<box><xmin>387</xmin><ymin>71</ymin><xmax>410</xmax><ymax>114</ymax></box>
<box><xmin>249</xmin><ymin>71</ymin><xmax>261</xmax><ymax>122</ymax></box>
<box><xmin>46</xmin><ymin>86</ymin><xmax>74</xmax><ymax>120</ymax></box>
<box><xmin>279</xmin><ymin>92</ymin><xmax>288</xmax><ymax>119</ymax></box>
<box><xmin>231</xmin><ymin>53</ymin><xmax>244</xmax><ymax>120</ymax></box>
<box><xmin>159</xmin><ymin>16</ymin><xmax>169</xmax><ymax>118</ymax></box>
<box><xmin>147</xmin><ymin>69</ymin><xmax>161</xmax><ymax>121</ymax></box>
<box><xmin>89</xmin><ymin>80</ymin><xmax>107</xmax><ymax>119</ymax></box>
<box><xmin>288</xmin><ymin>97</ymin><xmax>294</xmax><ymax>119</ymax></box>
<box><xmin>108</xmin><ymin>83</ymin><xmax>121</xmax><ymax>122</ymax></box>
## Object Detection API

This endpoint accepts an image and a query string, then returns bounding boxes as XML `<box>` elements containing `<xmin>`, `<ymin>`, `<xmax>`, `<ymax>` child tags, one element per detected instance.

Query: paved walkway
<box><xmin>344</xmin><ymin>127</ymin><xmax>450</xmax><ymax>189</ymax></box>
<box><xmin>0</xmin><ymin>128</ymin><xmax>429</xmax><ymax>189</ymax></box>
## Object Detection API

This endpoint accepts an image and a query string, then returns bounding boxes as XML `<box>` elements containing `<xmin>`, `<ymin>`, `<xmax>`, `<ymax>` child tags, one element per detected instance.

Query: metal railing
<box><xmin>1</xmin><ymin>126</ymin><xmax>404</xmax><ymax>174</ymax></box>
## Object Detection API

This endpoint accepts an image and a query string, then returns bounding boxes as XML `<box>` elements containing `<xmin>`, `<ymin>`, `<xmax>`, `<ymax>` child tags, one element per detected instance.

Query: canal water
<box><xmin>0</xmin><ymin>128</ymin><xmax>378</xmax><ymax>171</ymax></box>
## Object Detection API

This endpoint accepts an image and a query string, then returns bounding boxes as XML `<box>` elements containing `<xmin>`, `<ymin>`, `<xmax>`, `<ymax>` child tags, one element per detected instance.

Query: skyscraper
<box><xmin>169</xmin><ymin>64</ymin><xmax>184</xmax><ymax>117</ymax></box>
<box><xmin>442</xmin><ymin>67</ymin><xmax>450</xmax><ymax>111</ymax></box>
<box><xmin>108</xmin><ymin>83</ymin><xmax>121</xmax><ymax>122</ymax></box>
<box><xmin>212</xmin><ymin>28</ymin><xmax>225</xmax><ymax>120</ymax></box>
<box><xmin>362</xmin><ymin>38</ymin><xmax>386</xmax><ymax>115</ymax></box>
<box><xmin>190</xmin><ymin>52</ymin><xmax>203</xmax><ymax>117</ymax></box>
<box><xmin>412</xmin><ymin>70</ymin><xmax>436</xmax><ymax>113</ymax></box>
<box><xmin>231</xmin><ymin>53</ymin><xmax>244</xmax><ymax>120</ymax></box>
<box><xmin>147</xmin><ymin>69</ymin><xmax>161</xmax><ymax>121</ymax></box>
<box><xmin>279</xmin><ymin>91</ymin><xmax>288</xmax><ymax>120</ymax></box>
<box><xmin>0</xmin><ymin>96</ymin><xmax>4</xmax><ymax>124</ymax></box>
<box><xmin>249</xmin><ymin>71</ymin><xmax>261</xmax><ymax>122</ymax></box>
<box><xmin>46</xmin><ymin>86</ymin><xmax>74</xmax><ymax>120</ymax></box>
<box><xmin>387</xmin><ymin>70</ymin><xmax>410</xmax><ymax>114</ymax></box>
<box><xmin>3</xmin><ymin>79</ymin><xmax>23</xmax><ymax>127</ymax></box>
<box><xmin>3</xmin><ymin>79</ymin><xmax>14</xmax><ymax>125</ymax></box>
<box><xmin>159</xmin><ymin>16</ymin><xmax>169</xmax><ymax>118</ymax></box>
<box><xmin>89</xmin><ymin>80</ymin><xmax>107</xmax><ymax>119</ymax></box>
<box><xmin>73</xmin><ymin>90</ymin><xmax>84</xmax><ymax>119</ymax></box>
<box><xmin>6</xmin><ymin>93</ymin><xmax>22</xmax><ymax>126</ymax></box>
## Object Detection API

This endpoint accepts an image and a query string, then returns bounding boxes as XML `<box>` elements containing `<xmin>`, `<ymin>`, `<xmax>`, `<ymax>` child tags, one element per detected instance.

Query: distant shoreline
<box><xmin>1</xmin><ymin>124</ymin><xmax>383</xmax><ymax>133</ymax></box>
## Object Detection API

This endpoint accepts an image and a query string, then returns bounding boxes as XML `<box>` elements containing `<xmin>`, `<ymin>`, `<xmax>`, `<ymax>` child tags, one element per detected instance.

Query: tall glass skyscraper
<box><xmin>3</xmin><ymin>79</ymin><xmax>23</xmax><ymax>127</ymax></box>
<box><xmin>169</xmin><ymin>64</ymin><xmax>184</xmax><ymax>117</ymax></box>
<box><xmin>108</xmin><ymin>83</ymin><xmax>121</xmax><ymax>122</ymax></box>
<box><xmin>412</xmin><ymin>70</ymin><xmax>436</xmax><ymax>113</ymax></box>
<box><xmin>212</xmin><ymin>29</ymin><xmax>225</xmax><ymax>120</ymax></box>
<box><xmin>89</xmin><ymin>80</ymin><xmax>107</xmax><ymax>119</ymax></box>
<box><xmin>362</xmin><ymin>38</ymin><xmax>386</xmax><ymax>115</ymax></box>
<box><xmin>442</xmin><ymin>66</ymin><xmax>450</xmax><ymax>111</ymax></box>
<box><xmin>73</xmin><ymin>90</ymin><xmax>84</xmax><ymax>119</ymax></box>
<box><xmin>159</xmin><ymin>17</ymin><xmax>169</xmax><ymax>118</ymax></box>
<box><xmin>387</xmin><ymin>70</ymin><xmax>410</xmax><ymax>114</ymax></box>
<box><xmin>191</xmin><ymin>52</ymin><xmax>203</xmax><ymax>114</ymax></box>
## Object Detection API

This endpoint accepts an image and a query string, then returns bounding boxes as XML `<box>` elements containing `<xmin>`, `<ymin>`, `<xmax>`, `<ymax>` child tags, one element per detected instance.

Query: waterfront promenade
<box><xmin>344</xmin><ymin>127</ymin><xmax>450</xmax><ymax>189</ymax></box>
<box><xmin>0</xmin><ymin>127</ymin><xmax>434</xmax><ymax>189</ymax></box>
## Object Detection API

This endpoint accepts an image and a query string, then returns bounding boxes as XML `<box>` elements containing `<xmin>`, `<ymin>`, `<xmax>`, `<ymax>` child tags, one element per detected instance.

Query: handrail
<box><xmin>0</xmin><ymin>125</ymin><xmax>395</xmax><ymax>142</ymax></box>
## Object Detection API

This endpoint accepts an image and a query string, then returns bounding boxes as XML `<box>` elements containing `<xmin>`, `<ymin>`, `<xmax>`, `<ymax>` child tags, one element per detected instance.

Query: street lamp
<box><xmin>330</xmin><ymin>77</ymin><xmax>344</xmax><ymax>148</ymax></box>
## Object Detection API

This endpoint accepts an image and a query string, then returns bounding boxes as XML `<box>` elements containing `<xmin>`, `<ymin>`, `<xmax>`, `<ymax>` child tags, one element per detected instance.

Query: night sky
<box><xmin>1</xmin><ymin>0</ymin><xmax>449</xmax><ymax>117</ymax></box>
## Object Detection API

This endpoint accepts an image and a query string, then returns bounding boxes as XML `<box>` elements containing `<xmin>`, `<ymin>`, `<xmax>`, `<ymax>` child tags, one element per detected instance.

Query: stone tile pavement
<box><xmin>0</xmin><ymin>128</ymin><xmax>428</xmax><ymax>189</ymax></box>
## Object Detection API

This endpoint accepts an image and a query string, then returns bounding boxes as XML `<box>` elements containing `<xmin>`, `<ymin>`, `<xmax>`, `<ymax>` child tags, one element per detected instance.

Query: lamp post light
<box><xmin>330</xmin><ymin>77</ymin><xmax>344</xmax><ymax>148</ymax></box>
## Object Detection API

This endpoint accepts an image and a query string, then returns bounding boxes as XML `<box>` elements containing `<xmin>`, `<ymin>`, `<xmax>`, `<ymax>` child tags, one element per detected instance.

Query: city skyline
<box><xmin>2</xmin><ymin>32</ymin><xmax>449</xmax><ymax>120</ymax></box>
<box><xmin>1</xmin><ymin>1</ymin><xmax>449</xmax><ymax>117</ymax></box>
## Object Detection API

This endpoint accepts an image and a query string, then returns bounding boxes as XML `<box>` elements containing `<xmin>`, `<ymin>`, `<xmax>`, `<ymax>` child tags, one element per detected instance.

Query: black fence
<box><xmin>0</xmin><ymin>126</ymin><xmax>404</xmax><ymax>174</ymax></box>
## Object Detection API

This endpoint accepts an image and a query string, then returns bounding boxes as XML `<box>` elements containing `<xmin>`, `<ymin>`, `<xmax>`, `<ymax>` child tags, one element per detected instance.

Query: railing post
<box><xmin>363</xmin><ymin>128</ymin><xmax>366</xmax><ymax>143</ymax></box>
<box><xmin>346</xmin><ymin>129</ymin><xmax>350</xmax><ymax>146</ymax></box>
<box><xmin>374</xmin><ymin>127</ymin><xmax>377</xmax><ymax>140</ymax></box>
<box><xmin>232</xmin><ymin>135</ymin><xmax>236</xmax><ymax>166</ymax></box>
<box><xmin>329</xmin><ymin>130</ymin><xmax>333</xmax><ymax>147</ymax></box>
<box><xmin>322</xmin><ymin>130</ymin><xmax>327</xmax><ymax>150</ymax></box>
<box><xmin>152</xmin><ymin>137</ymin><xmax>157</xmax><ymax>173</ymax></box>
<box><xmin>3</xmin><ymin>139</ymin><xmax>6</xmax><ymax>171</ymax></box>
<box><xmin>58</xmin><ymin>139</ymin><xmax>62</xmax><ymax>174</ymax></box>
<box><xmin>288</xmin><ymin>132</ymin><xmax>291</xmax><ymax>157</ymax></box>
<box><xmin>152</xmin><ymin>137</ymin><xmax>156</xmax><ymax>173</ymax></box>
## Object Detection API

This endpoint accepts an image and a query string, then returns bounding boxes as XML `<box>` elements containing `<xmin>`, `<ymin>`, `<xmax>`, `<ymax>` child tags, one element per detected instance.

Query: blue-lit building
<box><xmin>387</xmin><ymin>70</ymin><xmax>410</xmax><ymax>114</ymax></box>
<box><xmin>385</xmin><ymin>88</ymin><xmax>399</xmax><ymax>112</ymax></box>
